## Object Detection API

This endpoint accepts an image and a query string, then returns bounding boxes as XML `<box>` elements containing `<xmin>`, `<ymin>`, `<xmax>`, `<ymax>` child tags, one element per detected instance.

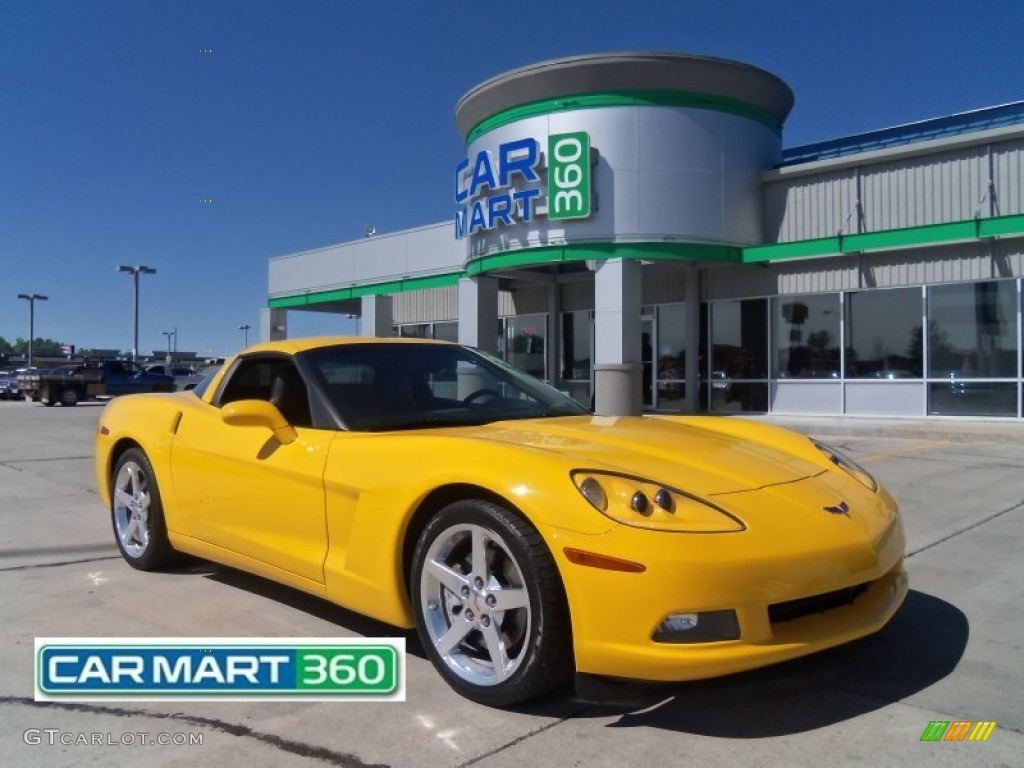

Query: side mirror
<box><xmin>221</xmin><ymin>399</ymin><xmax>298</xmax><ymax>445</ymax></box>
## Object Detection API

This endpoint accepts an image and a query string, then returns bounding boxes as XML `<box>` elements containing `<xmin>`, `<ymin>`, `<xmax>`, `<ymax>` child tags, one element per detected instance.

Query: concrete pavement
<box><xmin>1</xmin><ymin>400</ymin><xmax>1021</xmax><ymax>767</ymax></box>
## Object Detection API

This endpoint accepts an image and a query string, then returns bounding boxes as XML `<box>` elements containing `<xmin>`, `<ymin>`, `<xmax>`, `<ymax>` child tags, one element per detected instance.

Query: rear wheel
<box><xmin>411</xmin><ymin>499</ymin><xmax>572</xmax><ymax>707</ymax></box>
<box><xmin>60</xmin><ymin>388</ymin><xmax>79</xmax><ymax>407</ymax></box>
<box><xmin>111</xmin><ymin>448</ymin><xmax>176</xmax><ymax>569</ymax></box>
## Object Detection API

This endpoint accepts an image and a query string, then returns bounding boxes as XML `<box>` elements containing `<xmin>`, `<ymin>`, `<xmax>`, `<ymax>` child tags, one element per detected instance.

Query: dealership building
<box><xmin>265</xmin><ymin>52</ymin><xmax>1024</xmax><ymax>419</ymax></box>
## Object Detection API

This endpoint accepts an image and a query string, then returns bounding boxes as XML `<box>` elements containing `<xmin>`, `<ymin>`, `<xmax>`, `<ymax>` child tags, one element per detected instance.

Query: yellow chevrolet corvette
<box><xmin>95</xmin><ymin>337</ymin><xmax>907</xmax><ymax>706</ymax></box>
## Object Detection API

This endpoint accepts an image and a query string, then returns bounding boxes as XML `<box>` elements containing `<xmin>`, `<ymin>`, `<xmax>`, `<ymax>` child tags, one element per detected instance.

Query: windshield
<box><xmin>302</xmin><ymin>343</ymin><xmax>588</xmax><ymax>431</ymax></box>
<box><xmin>189</xmin><ymin>365</ymin><xmax>222</xmax><ymax>398</ymax></box>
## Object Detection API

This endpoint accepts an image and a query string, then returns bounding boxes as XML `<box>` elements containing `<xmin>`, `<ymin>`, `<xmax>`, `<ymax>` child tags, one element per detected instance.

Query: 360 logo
<box><xmin>547</xmin><ymin>132</ymin><xmax>591</xmax><ymax>221</ymax></box>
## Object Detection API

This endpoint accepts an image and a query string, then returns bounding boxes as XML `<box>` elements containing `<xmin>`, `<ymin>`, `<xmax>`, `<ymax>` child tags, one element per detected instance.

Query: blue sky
<box><xmin>2</xmin><ymin>0</ymin><xmax>1022</xmax><ymax>358</ymax></box>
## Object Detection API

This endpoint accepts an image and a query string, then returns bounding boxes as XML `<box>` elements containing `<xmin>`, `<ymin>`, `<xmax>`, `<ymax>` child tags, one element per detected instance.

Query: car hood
<box><xmin>449</xmin><ymin>415</ymin><xmax>825</xmax><ymax>496</ymax></box>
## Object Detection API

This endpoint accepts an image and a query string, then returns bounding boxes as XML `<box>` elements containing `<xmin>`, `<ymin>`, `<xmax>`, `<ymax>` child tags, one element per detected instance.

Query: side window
<box><xmin>219</xmin><ymin>358</ymin><xmax>312</xmax><ymax>428</ymax></box>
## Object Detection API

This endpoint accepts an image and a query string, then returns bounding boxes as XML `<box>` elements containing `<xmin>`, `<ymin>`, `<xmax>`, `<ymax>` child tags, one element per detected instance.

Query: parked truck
<box><xmin>18</xmin><ymin>360</ymin><xmax>175</xmax><ymax>407</ymax></box>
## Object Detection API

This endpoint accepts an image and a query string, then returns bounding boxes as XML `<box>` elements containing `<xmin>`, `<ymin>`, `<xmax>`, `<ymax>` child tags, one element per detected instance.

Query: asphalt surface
<box><xmin>1</xmin><ymin>399</ymin><xmax>1021</xmax><ymax>767</ymax></box>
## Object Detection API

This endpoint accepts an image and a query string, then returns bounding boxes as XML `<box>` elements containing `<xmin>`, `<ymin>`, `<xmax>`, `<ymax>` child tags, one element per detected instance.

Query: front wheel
<box><xmin>111</xmin><ymin>448</ymin><xmax>176</xmax><ymax>569</ymax></box>
<box><xmin>411</xmin><ymin>499</ymin><xmax>572</xmax><ymax>707</ymax></box>
<box><xmin>60</xmin><ymin>388</ymin><xmax>79</xmax><ymax>407</ymax></box>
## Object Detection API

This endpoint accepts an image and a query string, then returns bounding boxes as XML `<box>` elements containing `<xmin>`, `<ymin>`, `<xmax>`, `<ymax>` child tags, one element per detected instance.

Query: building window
<box><xmin>711</xmin><ymin>298</ymin><xmax>768</xmax><ymax>411</ymax></box>
<box><xmin>504</xmin><ymin>314</ymin><xmax>547</xmax><ymax>380</ymax></box>
<box><xmin>772</xmin><ymin>294</ymin><xmax>840</xmax><ymax>379</ymax></box>
<box><xmin>433</xmin><ymin>322</ymin><xmax>458</xmax><ymax>343</ymax></box>
<box><xmin>560</xmin><ymin>310</ymin><xmax>592</xmax><ymax>406</ymax></box>
<box><xmin>655</xmin><ymin>303</ymin><xmax>686</xmax><ymax>411</ymax></box>
<box><xmin>398</xmin><ymin>323</ymin><xmax>431</xmax><ymax>339</ymax></box>
<box><xmin>846</xmin><ymin>288</ymin><xmax>922</xmax><ymax>378</ymax></box>
<box><xmin>927</xmin><ymin>280</ymin><xmax>1019</xmax><ymax>416</ymax></box>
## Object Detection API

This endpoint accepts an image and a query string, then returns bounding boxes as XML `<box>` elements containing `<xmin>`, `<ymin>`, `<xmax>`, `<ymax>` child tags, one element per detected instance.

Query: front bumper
<box><xmin>551</xmin><ymin>485</ymin><xmax>908</xmax><ymax>682</ymax></box>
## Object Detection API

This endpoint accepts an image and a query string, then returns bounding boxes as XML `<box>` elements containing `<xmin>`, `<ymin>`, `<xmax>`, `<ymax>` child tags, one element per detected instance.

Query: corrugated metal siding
<box><xmin>764</xmin><ymin>170</ymin><xmax>859</xmax><ymax>242</ymax></box>
<box><xmin>776</xmin><ymin>257</ymin><xmax>860</xmax><ymax>294</ymax></box>
<box><xmin>641</xmin><ymin>264</ymin><xmax>689</xmax><ymax>305</ymax></box>
<box><xmin>561</xmin><ymin>280</ymin><xmax>595</xmax><ymax>312</ymax></box>
<box><xmin>765</xmin><ymin>138</ymin><xmax>1024</xmax><ymax>242</ymax></box>
<box><xmin>993</xmin><ymin>137</ymin><xmax>1024</xmax><ymax>215</ymax></box>
<box><xmin>703</xmin><ymin>263</ymin><xmax>784</xmax><ymax>300</ymax></box>
<box><xmin>502</xmin><ymin>285</ymin><xmax>547</xmax><ymax>316</ymax></box>
<box><xmin>860</xmin><ymin>147</ymin><xmax>987</xmax><ymax>230</ymax></box>
<box><xmin>393</xmin><ymin>286</ymin><xmax>457</xmax><ymax>324</ymax></box>
<box><xmin>858</xmin><ymin>240</ymin><xmax>1021</xmax><ymax>287</ymax></box>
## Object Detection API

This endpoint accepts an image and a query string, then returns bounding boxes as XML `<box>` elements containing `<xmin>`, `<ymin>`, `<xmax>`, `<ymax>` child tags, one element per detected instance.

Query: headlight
<box><xmin>812</xmin><ymin>440</ymin><xmax>878</xmax><ymax>492</ymax></box>
<box><xmin>571</xmin><ymin>471</ymin><xmax>744</xmax><ymax>533</ymax></box>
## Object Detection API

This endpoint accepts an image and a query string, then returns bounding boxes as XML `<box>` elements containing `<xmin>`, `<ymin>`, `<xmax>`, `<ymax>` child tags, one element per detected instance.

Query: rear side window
<box><xmin>218</xmin><ymin>357</ymin><xmax>312</xmax><ymax>428</ymax></box>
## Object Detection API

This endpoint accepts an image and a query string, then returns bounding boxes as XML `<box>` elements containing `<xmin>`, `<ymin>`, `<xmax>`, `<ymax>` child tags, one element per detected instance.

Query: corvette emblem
<box><xmin>824</xmin><ymin>501</ymin><xmax>851</xmax><ymax>517</ymax></box>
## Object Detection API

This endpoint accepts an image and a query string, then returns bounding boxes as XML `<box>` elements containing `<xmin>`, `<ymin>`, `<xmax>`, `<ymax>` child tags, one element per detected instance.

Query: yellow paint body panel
<box><xmin>95</xmin><ymin>338</ymin><xmax>906</xmax><ymax>683</ymax></box>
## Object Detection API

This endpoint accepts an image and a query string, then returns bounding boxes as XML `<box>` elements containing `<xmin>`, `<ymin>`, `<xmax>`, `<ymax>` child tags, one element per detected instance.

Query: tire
<box><xmin>111</xmin><ymin>448</ymin><xmax>176</xmax><ymax>570</ymax></box>
<box><xmin>411</xmin><ymin>499</ymin><xmax>572</xmax><ymax>707</ymax></box>
<box><xmin>60</xmin><ymin>388</ymin><xmax>79</xmax><ymax>407</ymax></box>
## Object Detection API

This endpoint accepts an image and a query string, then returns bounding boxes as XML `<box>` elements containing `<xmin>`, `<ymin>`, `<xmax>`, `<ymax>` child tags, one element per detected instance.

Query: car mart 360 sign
<box><xmin>454</xmin><ymin>132</ymin><xmax>592</xmax><ymax>239</ymax></box>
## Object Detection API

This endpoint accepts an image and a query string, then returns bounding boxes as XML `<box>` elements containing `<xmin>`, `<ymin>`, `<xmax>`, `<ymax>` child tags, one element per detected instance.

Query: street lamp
<box><xmin>117</xmin><ymin>265</ymin><xmax>157</xmax><ymax>361</ymax></box>
<box><xmin>16</xmin><ymin>293</ymin><xmax>48</xmax><ymax>368</ymax></box>
<box><xmin>162</xmin><ymin>330</ymin><xmax>175</xmax><ymax>362</ymax></box>
<box><xmin>238</xmin><ymin>323</ymin><xmax>251</xmax><ymax>348</ymax></box>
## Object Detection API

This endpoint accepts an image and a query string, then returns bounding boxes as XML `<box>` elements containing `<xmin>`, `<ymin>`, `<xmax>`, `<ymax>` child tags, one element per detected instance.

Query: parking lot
<box><xmin>1</xmin><ymin>399</ymin><xmax>1021</xmax><ymax>767</ymax></box>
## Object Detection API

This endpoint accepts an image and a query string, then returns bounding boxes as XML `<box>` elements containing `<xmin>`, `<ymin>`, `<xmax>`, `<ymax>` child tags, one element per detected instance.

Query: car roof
<box><xmin>240</xmin><ymin>336</ymin><xmax>458</xmax><ymax>356</ymax></box>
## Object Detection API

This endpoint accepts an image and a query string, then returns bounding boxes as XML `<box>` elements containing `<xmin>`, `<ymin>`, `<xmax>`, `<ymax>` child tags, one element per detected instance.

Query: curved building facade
<box><xmin>267</xmin><ymin>52</ymin><xmax>1024</xmax><ymax>420</ymax></box>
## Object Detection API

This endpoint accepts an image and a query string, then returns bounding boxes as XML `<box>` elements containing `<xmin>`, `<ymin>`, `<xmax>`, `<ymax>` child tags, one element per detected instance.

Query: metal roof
<box><xmin>781</xmin><ymin>101</ymin><xmax>1024</xmax><ymax>166</ymax></box>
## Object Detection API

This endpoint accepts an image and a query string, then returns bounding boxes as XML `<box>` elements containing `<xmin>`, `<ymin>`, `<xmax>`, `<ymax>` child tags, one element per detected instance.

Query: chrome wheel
<box><xmin>111</xmin><ymin>448</ymin><xmax>175</xmax><ymax>569</ymax></box>
<box><xmin>113</xmin><ymin>459</ymin><xmax>151</xmax><ymax>558</ymax></box>
<box><xmin>420</xmin><ymin>523</ymin><xmax>532</xmax><ymax>687</ymax></box>
<box><xmin>412</xmin><ymin>500</ymin><xmax>572</xmax><ymax>706</ymax></box>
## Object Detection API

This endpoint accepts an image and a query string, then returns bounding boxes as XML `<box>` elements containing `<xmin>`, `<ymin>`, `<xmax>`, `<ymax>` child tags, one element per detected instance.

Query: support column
<box><xmin>361</xmin><ymin>295</ymin><xmax>393</xmax><ymax>338</ymax></box>
<box><xmin>593</xmin><ymin>258</ymin><xmax>642</xmax><ymax>416</ymax></box>
<box><xmin>457</xmin><ymin>276</ymin><xmax>499</xmax><ymax>353</ymax></box>
<box><xmin>685</xmin><ymin>264</ymin><xmax>700</xmax><ymax>413</ymax></box>
<box><xmin>546</xmin><ymin>280</ymin><xmax>559</xmax><ymax>386</ymax></box>
<box><xmin>260</xmin><ymin>308</ymin><xmax>288</xmax><ymax>342</ymax></box>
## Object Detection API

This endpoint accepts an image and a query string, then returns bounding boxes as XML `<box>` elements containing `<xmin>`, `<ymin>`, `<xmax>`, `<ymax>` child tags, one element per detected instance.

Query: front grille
<box><xmin>769</xmin><ymin>582</ymin><xmax>869</xmax><ymax>624</ymax></box>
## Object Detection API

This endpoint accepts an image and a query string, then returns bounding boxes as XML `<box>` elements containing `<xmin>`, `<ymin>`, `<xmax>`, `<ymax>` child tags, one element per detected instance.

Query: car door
<box><xmin>169</xmin><ymin>354</ymin><xmax>331</xmax><ymax>584</ymax></box>
<box><xmin>101</xmin><ymin>360</ymin><xmax>135</xmax><ymax>396</ymax></box>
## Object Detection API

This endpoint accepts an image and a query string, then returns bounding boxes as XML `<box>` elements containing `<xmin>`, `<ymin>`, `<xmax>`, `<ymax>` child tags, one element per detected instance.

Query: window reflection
<box><xmin>711</xmin><ymin>299</ymin><xmax>768</xmax><ymax>411</ymax></box>
<box><xmin>773</xmin><ymin>295</ymin><xmax>840</xmax><ymax>379</ymax></box>
<box><xmin>560</xmin><ymin>310</ymin><xmax>592</xmax><ymax>384</ymax></box>
<box><xmin>433</xmin><ymin>322</ymin><xmax>458</xmax><ymax>343</ymax></box>
<box><xmin>505</xmin><ymin>314</ymin><xmax>547</xmax><ymax>380</ymax></box>
<box><xmin>846</xmin><ymin>288</ymin><xmax>922</xmax><ymax>378</ymax></box>
<box><xmin>654</xmin><ymin>304</ymin><xmax>685</xmax><ymax>412</ymax></box>
<box><xmin>928</xmin><ymin>281</ymin><xmax>1017</xmax><ymax>378</ymax></box>
<box><xmin>399</xmin><ymin>323</ymin><xmax>430</xmax><ymax>339</ymax></box>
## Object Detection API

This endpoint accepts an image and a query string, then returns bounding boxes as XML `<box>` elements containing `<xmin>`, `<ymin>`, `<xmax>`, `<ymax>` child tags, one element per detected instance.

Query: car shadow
<box><xmin>594</xmin><ymin>589</ymin><xmax>967</xmax><ymax>736</ymax></box>
<box><xmin>164</xmin><ymin>562</ymin><xmax>967</xmax><ymax>733</ymax></box>
<box><xmin>195</xmin><ymin>562</ymin><xmax>425</xmax><ymax>658</ymax></box>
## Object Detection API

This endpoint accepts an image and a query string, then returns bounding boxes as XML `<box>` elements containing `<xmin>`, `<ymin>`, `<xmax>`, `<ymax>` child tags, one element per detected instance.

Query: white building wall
<box><xmin>269</xmin><ymin>221</ymin><xmax>463</xmax><ymax>300</ymax></box>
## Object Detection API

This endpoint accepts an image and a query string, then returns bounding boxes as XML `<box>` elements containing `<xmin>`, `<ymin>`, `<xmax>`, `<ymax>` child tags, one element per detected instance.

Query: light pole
<box><xmin>16</xmin><ymin>293</ymin><xmax>48</xmax><ymax>368</ymax></box>
<box><xmin>117</xmin><ymin>265</ymin><xmax>157</xmax><ymax>361</ymax></box>
<box><xmin>162</xmin><ymin>330</ymin><xmax>175</xmax><ymax>363</ymax></box>
<box><xmin>238</xmin><ymin>323</ymin><xmax>251</xmax><ymax>348</ymax></box>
